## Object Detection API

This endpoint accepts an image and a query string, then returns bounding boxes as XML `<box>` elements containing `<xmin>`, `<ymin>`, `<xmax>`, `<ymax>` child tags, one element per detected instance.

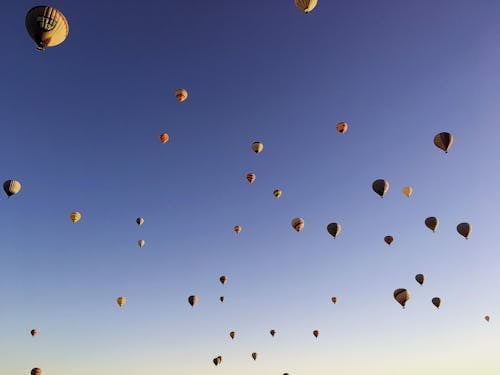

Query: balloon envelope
<box><xmin>331</xmin><ymin>296</ymin><xmax>337</xmax><ymax>304</ymax></box>
<box><xmin>117</xmin><ymin>296</ymin><xmax>126</xmax><ymax>307</ymax></box>
<box><xmin>30</xmin><ymin>329</ymin><xmax>38</xmax><ymax>337</ymax></box>
<box><xmin>291</xmin><ymin>217</ymin><xmax>305</xmax><ymax>232</ymax></box>
<box><xmin>136</xmin><ymin>217</ymin><xmax>144</xmax><ymax>226</ymax></box>
<box><xmin>220</xmin><ymin>275</ymin><xmax>228</xmax><ymax>285</ymax></box>
<box><xmin>175</xmin><ymin>88</ymin><xmax>188</xmax><ymax>102</ymax></box>
<box><xmin>384</xmin><ymin>235</ymin><xmax>394</xmax><ymax>245</ymax></box>
<box><xmin>402</xmin><ymin>186</ymin><xmax>412</xmax><ymax>197</ymax></box>
<box><xmin>327</xmin><ymin>222</ymin><xmax>341</xmax><ymax>238</ymax></box>
<box><xmin>457</xmin><ymin>222</ymin><xmax>472</xmax><ymax>239</ymax></box>
<box><xmin>273</xmin><ymin>189</ymin><xmax>282</xmax><ymax>198</ymax></box>
<box><xmin>229</xmin><ymin>331</ymin><xmax>236</xmax><ymax>339</ymax></box>
<box><xmin>313</xmin><ymin>330</ymin><xmax>319</xmax><ymax>338</ymax></box>
<box><xmin>25</xmin><ymin>6</ymin><xmax>69</xmax><ymax>50</ymax></box>
<box><xmin>294</xmin><ymin>0</ymin><xmax>318</xmax><ymax>13</ymax></box>
<box><xmin>336</xmin><ymin>121</ymin><xmax>348</xmax><ymax>134</ymax></box>
<box><xmin>251</xmin><ymin>141</ymin><xmax>264</xmax><ymax>154</ymax></box>
<box><xmin>246</xmin><ymin>173</ymin><xmax>256</xmax><ymax>184</ymax></box>
<box><xmin>233</xmin><ymin>225</ymin><xmax>242</xmax><ymax>234</ymax></box>
<box><xmin>159</xmin><ymin>133</ymin><xmax>169</xmax><ymax>144</ymax></box>
<box><xmin>394</xmin><ymin>288</ymin><xmax>410</xmax><ymax>308</ymax></box>
<box><xmin>434</xmin><ymin>132</ymin><xmax>454</xmax><ymax>153</ymax></box>
<box><xmin>31</xmin><ymin>368</ymin><xmax>42</xmax><ymax>375</ymax></box>
<box><xmin>138</xmin><ymin>239</ymin><xmax>145</xmax><ymax>248</ymax></box>
<box><xmin>70</xmin><ymin>211</ymin><xmax>81</xmax><ymax>223</ymax></box>
<box><xmin>188</xmin><ymin>295</ymin><xmax>198</xmax><ymax>307</ymax></box>
<box><xmin>485</xmin><ymin>315</ymin><xmax>490</xmax><ymax>322</ymax></box>
<box><xmin>432</xmin><ymin>297</ymin><xmax>441</xmax><ymax>308</ymax></box>
<box><xmin>415</xmin><ymin>274</ymin><xmax>425</xmax><ymax>285</ymax></box>
<box><xmin>425</xmin><ymin>217</ymin><xmax>439</xmax><ymax>232</ymax></box>
<box><xmin>3</xmin><ymin>180</ymin><xmax>21</xmax><ymax>197</ymax></box>
<box><xmin>252</xmin><ymin>352</ymin><xmax>258</xmax><ymax>360</ymax></box>
<box><xmin>270</xmin><ymin>329</ymin><xmax>276</xmax><ymax>337</ymax></box>
<box><xmin>372</xmin><ymin>179</ymin><xmax>389</xmax><ymax>197</ymax></box>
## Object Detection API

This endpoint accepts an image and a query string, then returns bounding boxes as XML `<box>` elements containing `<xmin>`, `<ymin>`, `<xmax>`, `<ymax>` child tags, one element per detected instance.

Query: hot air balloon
<box><xmin>213</xmin><ymin>356</ymin><xmax>222</xmax><ymax>366</ymax></box>
<box><xmin>425</xmin><ymin>217</ymin><xmax>439</xmax><ymax>232</ymax></box>
<box><xmin>159</xmin><ymin>133</ymin><xmax>169</xmax><ymax>144</ymax></box>
<box><xmin>30</xmin><ymin>329</ymin><xmax>38</xmax><ymax>337</ymax></box>
<box><xmin>434</xmin><ymin>132</ymin><xmax>453</xmax><ymax>153</ymax></box>
<box><xmin>331</xmin><ymin>297</ymin><xmax>337</xmax><ymax>304</ymax></box>
<box><xmin>336</xmin><ymin>121</ymin><xmax>348</xmax><ymax>134</ymax></box>
<box><xmin>270</xmin><ymin>329</ymin><xmax>276</xmax><ymax>337</ymax></box>
<box><xmin>220</xmin><ymin>275</ymin><xmax>228</xmax><ymax>285</ymax></box>
<box><xmin>273</xmin><ymin>189</ymin><xmax>282</xmax><ymax>198</ymax></box>
<box><xmin>415</xmin><ymin>274</ymin><xmax>425</xmax><ymax>285</ymax></box>
<box><xmin>175</xmin><ymin>88</ymin><xmax>188</xmax><ymax>102</ymax></box>
<box><xmin>457</xmin><ymin>222</ymin><xmax>472</xmax><ymax>239</ymax></box>
<box><xmin>25</xmin><ymin>6</ymin><xmax>69</xmax><ymax>50</ymax></box>
<box><xmin>402</xmin><ymin>186</ymin><xmax>412</xmax><ymax>197</ymax></box>
<box><xmin>252</xmin><ymin>352</ymin><xmax>258</xmax><ymax>360</ymax></box>
<box><xmin>188</xmin><ymin>295</ymin><xmax>198</xmax><ymax>307</ymax></box>
<box><xmin>117</xmin><ymin>296</ymin><xmax>126</xmax><ymax>307</ymax></box>
<box><xmin>219</xmin><ymin>296</ymin><xmax>224</xmax><ymax>303</ymax></box>
<box><xmin>138</xmin><ymin>239</ymin><xmax>145</xmax><ymax>248</ymax></box>
<box><xmin>3</xmin><ymin>180</ymin><xmax>21</xmax><ymax>197</ymax></box>
<box><xmin>31</xmin><ymin>368</ymin><xmax>42</xmax><ymax>375</ymax></box>
<box><xmin>136</xmin><ymin>217</ymin><xmax>144</xmax><ymax>226</ymax></box>
<box><xmin>432</xmin><ymin>297</ymin><xmax>441</xmax><ymax>309</ymax></box>
<box><xmin>251</xmin><ymin>141</ymin><xmax>264</xmax><ymax>154</ymax></box>
<box><xmin>384</xmin><ymin>235</ymin><xmax>393</xmax><ymax>245</ymax></box>
<box><xmin>294</xmin><ymin>0</ymin><xmax>318</xmax><ymax>13</ymax></box>
<box><xmin>233</xmin><ymin>225</ymin><xmax>242</xmax><ymax>234</ymax></box>
<box><xmin>246</xmin><ymin>173</ymin><xmax>256</xmax><ymax>184</ymax></box>
<box><xmin>70</xmin><ymin>211</ymin><xmax>81</xmax><ymax>223</ymax></box>
<box><xmin>485</xmin><ymin>315</ymin><xmax>490</xmax><ymax>322</ymax></box>
<box><xmin>229</xmin><ymin>331</ymin><xmax>236</xmax><ymax>339</ymax></box>
<box><xmin>291</xmin><ymin>217</ymin><xmax>305</xmax><ymax>232</ymax></box>
<box><xmin>313</xmin><ymin>330</ymin><xmax>319</xmax><ymax>338</ymax></box>
<box><xmin>394</xmin><ymin>288</ymin><xmax>410</xmax><ymax>308</ymax></box>
<box><xmin>372</xmin><ymin>179</ymin><xmax>389</xmax><ymax>198</ymax></box>
<box><xmin>327</xmin><ymin>222</ymin><xmax>341</xmax><ymax>238</ymax></box>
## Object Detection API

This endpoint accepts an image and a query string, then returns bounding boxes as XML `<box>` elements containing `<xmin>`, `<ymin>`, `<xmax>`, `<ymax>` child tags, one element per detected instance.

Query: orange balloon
<box><xmin>159</xmin><ymin>133</ymin><xmax>169</xmax><ymax>144</ymax></box>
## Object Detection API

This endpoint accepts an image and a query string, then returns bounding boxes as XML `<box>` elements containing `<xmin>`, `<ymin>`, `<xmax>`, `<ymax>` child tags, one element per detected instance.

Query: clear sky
<box><xmin>1</xmin><ymin>1</ymin><xmax>499</xmax><ymax>374</ymax></box>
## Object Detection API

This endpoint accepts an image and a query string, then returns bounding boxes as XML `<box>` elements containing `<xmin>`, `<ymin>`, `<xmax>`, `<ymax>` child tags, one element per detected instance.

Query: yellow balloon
<box><xmin>25</xmin><ymin>6</ymin><xmax>69</xmax><ymax>50</ymax></box>
<box><xmin>175</xmin><ymin>88</ymin><xmax>188</xmax><ymax>102</ymax></box>
<box><xmin>273</xmin><ymin>189</ymin><xmax>282</xmax><ymax>198</ymax></box>
<box><xmin>117</xmin><ymin>296</ymin><xmax>126</xmax><ymax>307</ymax></box>
<box><xmin>294</xmin><ymin>0</ymin><xmax>318</xmax><ymax>13</ymax></box>
<box><xmin>3</xmin><ymin>180</ymin><xmax>21</xmax><ymax>197</ymax></box>
<box><xmin>251</xmin><ymin>141</ymin><xmax>264</xmax><ymax>154</ymax></box>
<box><xmin>70</xmin><ymin>211</ymin><xmax>81</xmax><ymax>223</ymax></box>
<box><xmin>402</xmin><ymin>186</ymin><xmax>412</xmax><ymax>197</ymax></box>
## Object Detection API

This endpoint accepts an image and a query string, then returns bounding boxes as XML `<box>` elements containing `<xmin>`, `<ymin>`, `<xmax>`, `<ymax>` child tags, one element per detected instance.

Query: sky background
<box><xmin>1</xmin><ymin>1</ymin><xmax>500</xmax><ymax>374</ymax></box>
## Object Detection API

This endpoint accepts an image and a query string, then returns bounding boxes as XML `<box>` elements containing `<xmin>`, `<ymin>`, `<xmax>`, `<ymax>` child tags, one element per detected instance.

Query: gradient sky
<box><xmin>1</xmin><ymin>1</ymin><xmax>500</xmax><ymax>374</ymax></box>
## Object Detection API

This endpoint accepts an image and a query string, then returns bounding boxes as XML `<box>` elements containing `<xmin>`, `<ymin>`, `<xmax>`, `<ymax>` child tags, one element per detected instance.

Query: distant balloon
<box><xmin>384</xmin><ymin>235</ymin><xmax>393</xmax><ymax>245</ymax></box>
<box><xmin>138</xmin><ymin>239</ymin><xmax>145</xmax><ymax>248</ymax></box>
<box><xmin>291</xmin><ymin>217</ymin><xmax>305</xmax><ymax>232</ymax></box>
<box><xmin>31</xmin><ymin>368</ymin><xmax>42</xmax><ymax>375</ymax></box>
<box><xmin>402</xmin><ymin>186</ymin><xmax>412</xmax><ymax>197</ymax></box>
<box><xmin>251</xmin><ymin>141</ymin><xmax>264</xmax><ymax>154</ymax></box>
<box><xmin>415</xmin><ymin>274</ymin><xmax>425</xmax><ymax>285</ymax></box>
<box><xmin>432</xmin><ymin>297</ymin><xmax>441</xmax><ymax>309</ymax></box>
<box><xmin>229</xmin><ymin>331</ymin><xmax>237</xmax><ymax>339</ymax></box>
<box><xmin>331</xmin><ymin>297</ymin><xmax>337</xmax><ymax>304</ymax></box>
<box><xmin>273</xmin><ymin>189</ymin><xmax>282</xmax><ymax>198</ymax></box>
<box><xmin>372</xmin><ymin>179</ymin><xmax>389</xmax><ymax>198</ymax></box>
<box><xmin>457</xmin><ymin>222</ymin><xmax>472</xmax><ymax>239</ymax></box>
<box><xmin>326</xmin><ymin>222</ymin><xmax>341</xmax><ymax>238</ymax></box>
<box><xmin>220</xmin><ymin>275</ymin><xmax>228</xmax><ymax>285</ymax></box>
<box><xmin>117</xmin><ymin>296</ymin><xmax>126</xmax><ymax>307</ymax></box>
<box><xmin>294</xmin><ymin>0</ymin><xmax>318</xmax><ymax>13</ymax></box>
<box><xmin>394</xmin><ymin>288</ymin><xmax>410</xmax><ymax>308</ymax></box>
<box><xmin>485</xmin><ymin>315</ymin><xmax>490</xmax><ymax>322</ymax></box>
<box><xmin>175</xmin><ymin>88</ymin><xmax>188</xmax><ymax>102</ymax></box>
<box><xmin>313</xmin><ymin>329</ymin><xmax>319</xmax><ymax>338</ymax></box>
<box><xmin>159</xmin><ymin>133</ymin><xmax>169</xmax><ymax>144</ymax></box>
<box><xmin>246</xmin><ymin>173</ymin><xmax>256</xmax><ymax>184</ymax></box>
<box><xmin>3</xmin><ymin>180</ymin><xmax>22</xmax><ymax>197</ymax></box>
<box><xmin>136</xmin><ymin>217</ymin><xmax>144</xmax><ymax>226</ymax></box>
<box><xmin>434</xmin><ymin>132</ymin><xmax>454</xmax><ymax>153</ymax></box>
<box><xmin>219</xmin><ymin>296</ymin><xmax>224</xmax><ymax>303</ymax></box>
<box><xmin>188</xmin><ymin>295</ymin><xmax>198</xmax><ymax>307</ymax></box>
<box><xmin>425</xmin><ymin>217</ymin><xmax>439</xmax><ymax>232</ymax></box>
<box><xmin>336</xmin><ymin>121</ymin><xmax>348</xmax><ymax>134</ymax></box>
<box><xmin>213</xmin><ymin>356</ymin><xmax>222</xmax><ymax>366</ymax></box>
<box><xmin>252</xmin><ymin>352</ymin><xmax>258</xmax><ymax>360</ymax></box>
<box><xmin>25</xmin><ymin>6</ymin><xmax>69</xmax><ymax>50</ymax></box>
<box><xmin>30</xmin><ymin>329</ymin><xmax>38</xmax><ymax>337</ymax></box>
<box><xmin>270</xmin><ymin>329</ymin><xmax>276</xmax><ymax>337</ymax></box>
<box><xmin>70</xmin><ymin>211</ymin><xmax>81</xmax><ymax>224</ymax></box>
<box><xmin>233</xmin><ymin>225</ymin><xmax>242</xmax><ymax>234</ymax></box>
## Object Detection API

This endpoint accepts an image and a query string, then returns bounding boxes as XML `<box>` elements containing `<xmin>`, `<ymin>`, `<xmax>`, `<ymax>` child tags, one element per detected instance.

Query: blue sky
<box><xmin>1</xmin><ymin>1</ymin><xmax>499</xmax><ymax>374</ymax></box>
